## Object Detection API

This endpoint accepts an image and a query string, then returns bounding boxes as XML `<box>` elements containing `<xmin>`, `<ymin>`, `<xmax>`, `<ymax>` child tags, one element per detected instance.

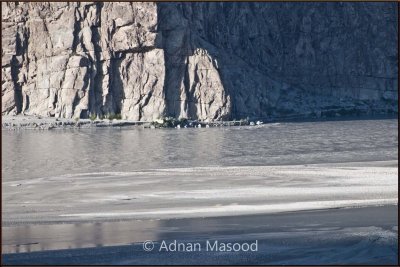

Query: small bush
<box><xmin>150</xmin><ymin>117</ymin><xmax>183</xmax><ymax>128</ymax></box>
<box><xmin>179</xmin><ymin>117</ymin><xmax>188</xmax><ymax>126</ymax></box>
<box><xmin>102</xmin><ymin>113</ymin><xmax>122</xmax><ymax>120</ymax></box>
<box><xmin>89</xmin><ymin>113</ymin><xmax>97</xmax><ymax>121</ymax></box>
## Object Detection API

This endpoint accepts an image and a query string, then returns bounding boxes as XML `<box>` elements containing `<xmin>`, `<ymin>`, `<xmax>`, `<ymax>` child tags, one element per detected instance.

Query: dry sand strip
<box><xmin>3</xmin><ymin>160</ymin><xmax>397</xmax><ymax>224</ymax></box>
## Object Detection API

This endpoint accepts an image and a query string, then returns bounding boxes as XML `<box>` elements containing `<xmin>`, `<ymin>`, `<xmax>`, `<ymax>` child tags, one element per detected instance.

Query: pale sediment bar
<box><xmin>3</xmin><ymin>160</ymin><xmax>397</xmax><ymax>225</ymax></box>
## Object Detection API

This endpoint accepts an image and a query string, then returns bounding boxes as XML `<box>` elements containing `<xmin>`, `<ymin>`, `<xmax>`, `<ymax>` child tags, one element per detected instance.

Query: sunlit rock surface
<box><xmin>1</xmin><ymin>2</ymin><xmax>398</xmax><ymax>120</ymax></box>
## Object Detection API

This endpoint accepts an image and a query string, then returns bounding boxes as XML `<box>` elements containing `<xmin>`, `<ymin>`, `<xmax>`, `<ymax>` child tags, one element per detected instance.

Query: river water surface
<box><xmin>2</xmin><ymin>118</ymin><xmax>398</xmax><ymax>264</ymax></box>
<box><xmin>3</xmin><ymin>118</ymin><xmax>398</xmax><ymax>181</ymax></box>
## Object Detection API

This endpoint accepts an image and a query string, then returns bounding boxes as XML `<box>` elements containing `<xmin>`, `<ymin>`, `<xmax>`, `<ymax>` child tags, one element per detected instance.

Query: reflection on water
<box><xmin>2</xmin><ymin>220</ymin><xmax>160</xmax><ymax>253</ymax></box>
<box><xmin>2</xmin><ymin>119</ymin><xmax>398</xmax><ymax>181</ymax></box>
<box><xmin>2</xmin><ymin>205</ymin><xmax>397</xmax><ymax>254</ymax></box>
<box><xmin>3</xmin><ymin>217</ymin><xmax>234</xmax><ymax>253</ymax></box>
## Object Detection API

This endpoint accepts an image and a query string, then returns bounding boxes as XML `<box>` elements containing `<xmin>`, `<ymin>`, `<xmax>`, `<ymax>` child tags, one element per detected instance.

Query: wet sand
<box><xmin>2</xmin><ymin>205</ymin><xmax>398</xmax><ymax>265</ymax></box>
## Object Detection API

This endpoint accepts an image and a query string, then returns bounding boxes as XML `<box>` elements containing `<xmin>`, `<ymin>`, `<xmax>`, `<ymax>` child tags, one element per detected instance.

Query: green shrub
<box><xmin>89</xmin><ymin>113</ymin><xmax>97</xmax><ymax>121</ymax></box>
<box><xmin>103</xmin><ymin>113</ymin><xmax>122</xmax><ymax>120</ymax></box>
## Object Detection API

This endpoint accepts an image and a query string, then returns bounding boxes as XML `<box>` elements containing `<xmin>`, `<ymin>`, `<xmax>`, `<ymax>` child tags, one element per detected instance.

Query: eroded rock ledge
<box><xmin>2</xmin><ymin>2</ymin><xmax>398</xmax><ymax>121</ymax></box>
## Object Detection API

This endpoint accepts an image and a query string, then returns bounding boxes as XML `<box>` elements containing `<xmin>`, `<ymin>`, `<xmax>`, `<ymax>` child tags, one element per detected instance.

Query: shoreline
<box><xmin>2</xmin><ymin>202</ymin><xmax>397</xmax><ymax>227</ymax></box>
<box><xmin>2</xmin><ymin>114</ymin><xmax>397</xmax><ymax>130</ymax></box>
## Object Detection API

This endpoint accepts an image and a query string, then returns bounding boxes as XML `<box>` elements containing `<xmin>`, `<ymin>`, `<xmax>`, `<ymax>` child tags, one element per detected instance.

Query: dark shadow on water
<box><xmin>2</xmin><ymin>206</ymin><xmax>398</xmax><ymax>264</ymax></box>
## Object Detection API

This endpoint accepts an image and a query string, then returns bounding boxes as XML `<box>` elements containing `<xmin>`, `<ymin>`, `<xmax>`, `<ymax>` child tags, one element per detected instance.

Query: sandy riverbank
<box><xmin>3</xmin><ymin>160</ymin><xmax>397</xmax><ymax>225</ymax></box>
<box><xmin>2</xmin><ymin>115</ymin><xmax>146</xmax><ymax>130</ymax></box>
<box><xmin>3</xmin><ymin>114</ymin><xmax>397</xmax><ymax>130</ymax></box>
<box><xmin>2</xmin><ymin>115</ymin><xmax>253</xmax><ymax>130</ymax></box>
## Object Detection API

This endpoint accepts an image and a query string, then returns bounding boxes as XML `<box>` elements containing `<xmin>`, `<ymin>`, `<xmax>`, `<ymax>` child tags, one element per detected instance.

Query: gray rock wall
<box><xmin>2</xmin><ymin>2</ymin><xmax>398</xmax><ymax>120</ymax></box>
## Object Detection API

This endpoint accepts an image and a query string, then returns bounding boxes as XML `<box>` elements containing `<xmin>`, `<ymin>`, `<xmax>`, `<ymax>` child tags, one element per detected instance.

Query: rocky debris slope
<box><xmin>2</xmin><ymin>2</ymin><xmax>398</xmax><ymax>121</ymax></box>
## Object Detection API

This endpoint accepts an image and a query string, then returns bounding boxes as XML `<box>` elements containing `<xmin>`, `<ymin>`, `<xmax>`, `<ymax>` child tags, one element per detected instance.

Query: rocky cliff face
<box><xmin>2</xmin><ymin>2</ymin><xmax>398</xmax><ymax>121</ymax></box>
